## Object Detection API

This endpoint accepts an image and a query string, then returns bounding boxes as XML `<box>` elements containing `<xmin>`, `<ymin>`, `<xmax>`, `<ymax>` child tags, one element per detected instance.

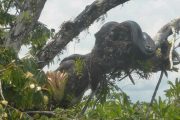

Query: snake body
<box><xmin>95</xmin><ymin>21</ymin><xmax>156</xmax><ymax>56</ymax></box>
<box><xmin>57</xmin><ymin>21</ymin><xmax>156</xmax><ymax>107</ymax></box>
<box><xmin>124</xmin><ymin>21</ymin><xmax>156</xmax><ymax>55</ymax></box>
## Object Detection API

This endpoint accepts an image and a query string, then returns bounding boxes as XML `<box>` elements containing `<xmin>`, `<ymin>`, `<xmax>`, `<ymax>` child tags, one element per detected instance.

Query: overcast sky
<box><xmin>20</xmin><ymin>0</ymin><xmax>180</xmax><ymax>102</ymax></box>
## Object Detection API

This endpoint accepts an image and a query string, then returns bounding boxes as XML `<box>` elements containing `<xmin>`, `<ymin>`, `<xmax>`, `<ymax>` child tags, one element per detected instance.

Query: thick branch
<box><xmin>37</xmin><ymin>0</ymin><xmax>129</xmax><ymax>69</ymax></box>
<box><xmin>4</xmin><ymin>0</ymin><xmax>47</xmax><ymax>53</ymax></box>
<box><xmin>153</xmin><ymin>17</ymin><xmax>180</xmax><ymax>47</ymax></box>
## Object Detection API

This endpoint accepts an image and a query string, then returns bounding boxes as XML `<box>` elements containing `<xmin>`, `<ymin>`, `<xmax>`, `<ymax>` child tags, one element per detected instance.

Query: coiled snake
<box><xmin>95</xmin><ymin>20</ymin><xmax>156</xmax><ymax>56</ymax></box>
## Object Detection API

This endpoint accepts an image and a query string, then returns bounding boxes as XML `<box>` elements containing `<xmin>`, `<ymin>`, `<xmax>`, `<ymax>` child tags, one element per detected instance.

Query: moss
<box><xmin>136</xmin><ymin>60</ymin><xmax>153</xmax><ymax>73</ymax></box>
<box><xmin>74</xmin><ymin>58</ymin><xmax>85</xmax><ymax>78</ymax></box>
<box><xmin>125</xmin><ymin>58</ymin><xmax>153</xmax><ymax>79</ymax></box>
<box><xmin>156</xmin><ymin>48</ymin><xmax>162</xmax><ymax>57</ymax></box>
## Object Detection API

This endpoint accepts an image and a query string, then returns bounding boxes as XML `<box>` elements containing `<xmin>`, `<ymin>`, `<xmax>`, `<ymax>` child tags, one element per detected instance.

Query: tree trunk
<box><xmin>4</xmin><ymin>0</ymin><xmax>46</xmax><ymax>53</ymax></box>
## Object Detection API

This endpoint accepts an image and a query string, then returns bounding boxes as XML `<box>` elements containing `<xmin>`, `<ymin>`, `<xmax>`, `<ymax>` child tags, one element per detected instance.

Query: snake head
<box><xmin>142</xmin><ymin>32</ymin><xmax>156</xmax><ymax>55</ymax></box>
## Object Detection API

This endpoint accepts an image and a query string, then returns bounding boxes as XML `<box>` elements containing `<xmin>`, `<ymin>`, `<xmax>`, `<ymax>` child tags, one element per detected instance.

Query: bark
<box><xmin>36</xmin><ymin>0</ymin><xmax>130</xmax><ymax>69</ymax></box>
<box><xmin>4</xmin><ymin>0</ymin><xmax>47</xmax><ymax>53</ymax></box>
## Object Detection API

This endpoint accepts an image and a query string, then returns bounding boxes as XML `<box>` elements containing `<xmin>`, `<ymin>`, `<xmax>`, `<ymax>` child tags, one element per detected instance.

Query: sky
<box><xmin>19</xmin><ymin>0</ymin><xmax>180</xmax><ymax>102</ymax></box>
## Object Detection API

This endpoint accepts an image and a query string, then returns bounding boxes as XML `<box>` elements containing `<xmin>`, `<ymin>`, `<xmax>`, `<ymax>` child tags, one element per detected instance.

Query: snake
<box><xmin>56</xmin><ymin>21</ymin><xmax>156</xmax><ymax>108</ymax></box>
<box><xmin>95</xmin><ymin>20</ymin><xmax>156</xmax><ymax>56</ymax></box>
<box><xmin>123</xmin><ymin>20</ymin><xmax>156</xmax><ymax>56</ymax></box>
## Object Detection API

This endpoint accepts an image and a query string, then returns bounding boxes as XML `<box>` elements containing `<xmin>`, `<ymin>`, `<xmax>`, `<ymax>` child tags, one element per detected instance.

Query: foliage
<box><xmin>38</xmin><ymin>79</ymin><xmax>180</xmax><ymax>120</ymax></box>
<box><xmin>24</xmin><ymin>22</ymin><xmax>51</xmax><ymax>55</ymax></box>
<box><xmin>0</xmin><ymin>47</ymin><xmax>51</xmax><ymax>119</ymax></box>
<box><xmin>74</xmin><ymin>57</ymin><xmax>85</xmax><ymax>78</ymax></box>
<box><xmin>46</xmin><ymin>71</ymin><xmax>68</xmax><ymax>102</ymax></box>
<box><xmin>30</xmin><ymin>78</ymin><xmax>179</xmax><ymax>120</ymax></box>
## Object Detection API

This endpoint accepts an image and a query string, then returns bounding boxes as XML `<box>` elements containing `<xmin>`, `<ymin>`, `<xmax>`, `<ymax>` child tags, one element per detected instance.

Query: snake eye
<box><xmin>145</xmin><ymin>44</ymin><xmax>153</xmax><ymax>52</ymax></box>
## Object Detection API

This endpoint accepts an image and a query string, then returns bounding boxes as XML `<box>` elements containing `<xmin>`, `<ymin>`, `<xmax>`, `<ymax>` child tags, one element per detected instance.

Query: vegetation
<box><xmin>30</xmin><ymin>79</ymin><xmax>180</xmax><ymax>120</ymax></box>
<box><xmin>0</xmin><ymin>69</ymin><xmax>179</xmax><ymax>119</ymax></box>
<box><xmin>0</xmin><ymin>43</ymin><xmax>179</xmax><ymax>119</ymax></box>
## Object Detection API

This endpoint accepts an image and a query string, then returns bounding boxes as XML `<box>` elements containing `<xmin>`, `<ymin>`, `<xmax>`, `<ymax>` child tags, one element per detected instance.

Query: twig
<box><xmin>173</xmin><ymin>50</ymin><xmax>180</xmax><ymax>62</ymax></box>
<box><xmin>118</xmin><ymin>70</ymin><xmax>133</xmax><ymax>81</ymax></box>
<box><xmin>6</xmin><ymin>105</ymin><xmax>34</xmax><ymax>120</ymax></box>
<box><xmin>173</xmin><ymin>61</ymin><xmax>180</xmax><ymax>65</ymax></box>
<box><xmin>146</xmin><ymin>70</ymin><xmax>164</xmax><ymax>119</ymax></box>
<box><xmin>118</xmin><ymin>74</ymin><xmax>128</xmax><ymax>81</ymax></box>
<box><xmin>0</xmin><ymin>27</ymin><xmax>11</xmax><ymax>30</ymax></box>
<box><xmin>128</xmin><ymin>74</ymin><xmax>135</xmax><ymax>85</ymax></box>
<box><xmin>25</xmin><ymin>111</ymin><xmax>55</xmax><ymax>116</ymax></box>
<box><xmin>0</xmin><ymin>80</ymin><xmax>5</xmax><ymax>100</ymax></box>
<box><xmin>14</xmin><ymin>0</ymin><xmax>23</xmax><ymax>10</ymax></box>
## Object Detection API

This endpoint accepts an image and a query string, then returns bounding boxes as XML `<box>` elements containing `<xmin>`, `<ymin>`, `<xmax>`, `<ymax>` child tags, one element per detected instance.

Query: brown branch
<box><xmin>36</xmin><ymin>0</ymin><xmax>130</xmax><ymax>69</ymax></box>
<box><xmin>25</xmin><ymin>111</ymin><xmax>55</xmax><ymax>116</ymax></box>
<box><xmin>4</xmin><ymin>0</ymin><xmax>47</xmax><ymax>53</ymax></box>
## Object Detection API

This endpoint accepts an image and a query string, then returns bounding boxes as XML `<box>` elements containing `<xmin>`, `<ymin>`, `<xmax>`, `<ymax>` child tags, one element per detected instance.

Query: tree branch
<box><xmin>153</xmin><ymin>17</ymin><xmax>180</xmax><ymax>47</ymax></box>
<box><xmin>36</xmin><ymin>0</ymin><xmax>130</xmax><ymax>69</ymax></box>
<box><xmin>4</xmin><ymin>0</ymin><xmax>47</xmax><ymax>53</ymax></box>
<box><xmin>25</xmin><ymin>111</ymin><xmax>55</xmax><ymax>116</ymax></box>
